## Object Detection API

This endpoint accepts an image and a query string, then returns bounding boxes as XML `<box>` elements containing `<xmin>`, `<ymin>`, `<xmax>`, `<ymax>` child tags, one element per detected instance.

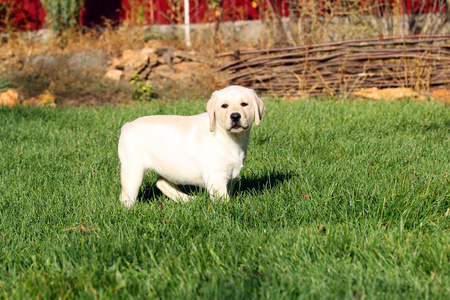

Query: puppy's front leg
<box><xmin>206</xmin><ymin>175</ymin><xmax>230</xmax><ymax>202</ymax></box>
<box><xmin>120</xmin><ymin>164</ymin><xmax>145</xmax><ymax>208</ymax></box>
<box><xmin>228</xmin><ymin>178</ymin><xmax>237</xmax><ymax>198</ymax></box>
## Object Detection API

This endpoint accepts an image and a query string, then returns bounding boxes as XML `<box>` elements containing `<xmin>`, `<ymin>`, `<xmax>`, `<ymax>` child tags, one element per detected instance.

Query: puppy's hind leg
<box><xmin>156</xmin><ymin>176</ymin><xmax>192</xmax><ymax>203</ymax></box>
<box><xmin>120</xmin><ymin>164</ymin><xmax>145</xmax><ymax>208</ymax></box>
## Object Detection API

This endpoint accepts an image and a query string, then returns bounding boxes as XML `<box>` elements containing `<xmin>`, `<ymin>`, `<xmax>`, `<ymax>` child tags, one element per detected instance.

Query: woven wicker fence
<box><xmin>216</xmin><ymin>35</ymin><xmax>450</xmax><ymax>97</ymax></box>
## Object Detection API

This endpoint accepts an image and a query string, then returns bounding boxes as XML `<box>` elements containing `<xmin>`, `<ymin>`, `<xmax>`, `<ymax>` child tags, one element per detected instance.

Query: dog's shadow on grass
<box><xmin>235</xmin><ymin>171</ymin><xmax>295</xmax><ymax>196</ymax></box>
<box><xmin>138</xmin><ymin>184</ymin><xmax>164</xmax><ymax>204</ymax></box>
<box><xmin>138</xmin><ymin>171</ymin><xmax>294</xmax><ymax>204</ymax></box>
<box><xmin>138</xmin><ymin>182</ymin><xmax>205</xmax><ymax>204</ymax></box>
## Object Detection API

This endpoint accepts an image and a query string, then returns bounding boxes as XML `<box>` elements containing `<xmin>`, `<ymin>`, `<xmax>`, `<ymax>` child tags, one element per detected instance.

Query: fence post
<box><xmin>184</xmin><ymin>0</ymin><xmax>191</xmax><ymax>48</ymax></box>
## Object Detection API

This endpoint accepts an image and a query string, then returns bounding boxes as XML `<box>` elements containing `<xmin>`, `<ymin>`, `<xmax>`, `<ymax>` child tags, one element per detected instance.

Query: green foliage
<box><xmin>41</xmin><ymin>0</ymin><xmax>84</xmax><ymax>33</ymax></box>
<box><xmin>126</xmin><ymin>0</ymin><xmax>147</xmax><ymax>26</ymax></box>
<box><xmin>0</xmin><ymin>76</ymin><xmax>11</xmax><ymax>92</ymax></box>
<box><xmin>130</xmin><ymin>74</ymin><xmax>154</xmax><ymax>102</ymax></box>
<box><xmin>206</xmin><ymin>0</ymin><xmax>221</xmax><ymax>9</ymax></box>
<box><xmin>0</xmin><ymin>100</ymin><xmax>449</xmax><ymax>298</ymax></box>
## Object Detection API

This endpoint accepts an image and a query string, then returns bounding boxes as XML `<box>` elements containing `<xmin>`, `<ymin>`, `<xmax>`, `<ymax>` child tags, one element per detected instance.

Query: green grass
<box><xmin>1</xmin><ymin>99</ymin><xmax>449</xmax><ymax>299</ymax></box>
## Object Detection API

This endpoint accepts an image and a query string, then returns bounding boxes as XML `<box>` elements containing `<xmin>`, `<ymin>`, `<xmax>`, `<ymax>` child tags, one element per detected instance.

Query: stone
<box><xmin>122</xmin><ymin>50</ymin><xmax>149</xmax><ymax>71</ymax></box>
<box><xmin>23</xmin><ymin>90</ymin><xmax>56</xmax><ymax>107</ymax></box>
<box><xmin>140</xmin><ymin>48</ymin><xmax>159</xmax><ymax>67</ymax></box>
<box><xmin>29</xmin><ymin>55</ymin><xmax>57</xmax><ymax>68</ymax></box>
<box><xmin>431</xmin><ymin>89</ymin><xmax>450</xmax><ymax>104</ymax></box>
<box><xmin>104</xmin><ymin>69</ymin><xmax>123</xmax><ymax>81</ymax></box>
<box><xmin>68</xmin><ymin>52</ymin><xmax>108</xmax><ymax>72</ymax></box>
<box><xmin>120</xmin><ymin>50</ymin><xmax>150</xmax><ymax>79</ymax></box>
<box><xmin>353</xmin><ymin>87</ymin><xmax>425</xmax><ymax>101</ymax></box>
<box><xmin>0</xmin><ymin>89</ymin><xmax>19</xmax><ymax>107</ymax></box>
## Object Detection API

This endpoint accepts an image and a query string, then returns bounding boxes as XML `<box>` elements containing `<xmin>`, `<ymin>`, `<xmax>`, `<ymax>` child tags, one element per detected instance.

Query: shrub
<box><xmin>41</xmin><ymin>0</ymin><xmax>85</xmax><ymax>33</ymax></box>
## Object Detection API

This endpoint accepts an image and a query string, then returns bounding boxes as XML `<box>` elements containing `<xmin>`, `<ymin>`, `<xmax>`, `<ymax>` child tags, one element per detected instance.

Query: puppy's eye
<box><xmin>221</xmin><ymin>104</ymin><xmax>229</xmax><ymax>109</ymax></box>
<box><xmin>241</xmin><ymin>103</ymin><xmax>248</xmax><ymax>107</ymax></box>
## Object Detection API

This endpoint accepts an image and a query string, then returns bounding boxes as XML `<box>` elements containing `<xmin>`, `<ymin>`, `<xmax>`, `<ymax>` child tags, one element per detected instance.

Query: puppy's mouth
<box><xmin>229</xmin><ymin>122</ymin><xmax>248</xmax><ymax>132</ymax></box>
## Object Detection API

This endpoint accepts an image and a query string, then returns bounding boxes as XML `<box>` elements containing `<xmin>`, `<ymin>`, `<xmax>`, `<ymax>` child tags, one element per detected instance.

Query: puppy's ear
<box><xmin>250</xmin><ymin>89</ymin><xmax>265</xmax><ymax>126</ymax></box>
<box><xmin>206</xmin><ymin>91</ymin><xmax>218</xmax><ymax>132</ymax></box>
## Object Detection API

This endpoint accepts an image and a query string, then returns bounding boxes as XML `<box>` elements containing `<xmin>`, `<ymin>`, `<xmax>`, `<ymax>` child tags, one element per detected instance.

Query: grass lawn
<box><xmin>1</xmin><ymin>99</ymin><xmax>449</xmax><ymax>299</ymax></box>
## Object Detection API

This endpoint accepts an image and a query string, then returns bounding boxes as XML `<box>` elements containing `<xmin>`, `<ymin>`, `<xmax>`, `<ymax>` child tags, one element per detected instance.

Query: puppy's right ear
<box><xmin>206</xmin><ymin>91</ymin><xmax>218</xmax><ymax>132</ymax></box>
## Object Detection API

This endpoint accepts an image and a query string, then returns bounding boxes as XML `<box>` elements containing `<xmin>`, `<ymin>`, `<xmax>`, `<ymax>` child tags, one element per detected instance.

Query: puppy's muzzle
<box><xmin>229</xmin><ymin>113</ymin><xmax>247</xmax><ymax>132</ymax></box>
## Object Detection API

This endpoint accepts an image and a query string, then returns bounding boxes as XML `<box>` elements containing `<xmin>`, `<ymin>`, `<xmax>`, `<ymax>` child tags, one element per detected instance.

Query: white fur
<box><xmin>118</xmin><ymin>85</ymin><xmax>265</xmax><ymax>207</ymax></box>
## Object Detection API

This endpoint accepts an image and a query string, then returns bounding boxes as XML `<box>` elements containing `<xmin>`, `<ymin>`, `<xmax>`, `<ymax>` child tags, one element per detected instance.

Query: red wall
<box><xmin>1</xmin><ymin>0</ymin><xmax>45</xmax><ymax>30</ymax></box>
<box><xmin>119</xmin><ymin>0</ymin><xmax>272</xmax><ymax>25</ymax></box>
<box><xmin>1</xmin><ymin>0</ymin><xmax>446</xmax><ymax>31</ymax></box>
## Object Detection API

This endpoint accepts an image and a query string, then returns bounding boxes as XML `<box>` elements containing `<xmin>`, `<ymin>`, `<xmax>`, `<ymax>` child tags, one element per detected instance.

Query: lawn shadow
<box><xmin>137</xmin><ymin>180</ymin><xmax>206</xmax><ymax>205</ymax></box>
<box><xmin>138</xmin><ymin>183</ymin><xmax>163</xmax><ymax>204</ymax></box>
<box><xmin>235</xmin><ymin>171</ymin><xmax>295</xmax><ymax>196</ymax></box>
<box><xmin>137</xmin><ymin>170</ymin><xmax>295</xmax><ymax>203</ymax></box>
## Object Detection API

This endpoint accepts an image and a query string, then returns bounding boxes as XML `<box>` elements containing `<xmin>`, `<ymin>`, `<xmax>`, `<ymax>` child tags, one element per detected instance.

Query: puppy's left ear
<box><xmin>250</xmin><ymin>89</ymin><xmax>265</xmax><ymax>126</ymax></box>
<box><xmin>206</xmin><ymin>91</ymin><xmax>218</xmax><ymax>132</ymax></box>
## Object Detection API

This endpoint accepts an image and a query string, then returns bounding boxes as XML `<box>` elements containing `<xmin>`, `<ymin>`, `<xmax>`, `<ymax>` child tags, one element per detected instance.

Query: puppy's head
<box><xmin>206</xmin><ymin>86</ymin><xmax>265</xmax><ymax>133</ymax></box>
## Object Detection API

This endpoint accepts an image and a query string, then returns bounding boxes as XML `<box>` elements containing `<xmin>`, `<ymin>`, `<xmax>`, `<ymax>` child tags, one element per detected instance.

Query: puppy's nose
<box><xmin>230</xmin><ymin>113</ymin><xmax>241</xmax><ymax>122</ymax></box>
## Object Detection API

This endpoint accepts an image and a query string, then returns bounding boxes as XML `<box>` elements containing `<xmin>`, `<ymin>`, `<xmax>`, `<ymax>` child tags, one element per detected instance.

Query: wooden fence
<box><xmin>216</xmin><ymin>35</ymin><xmax>450</xmax><ymax>96</ymax></box>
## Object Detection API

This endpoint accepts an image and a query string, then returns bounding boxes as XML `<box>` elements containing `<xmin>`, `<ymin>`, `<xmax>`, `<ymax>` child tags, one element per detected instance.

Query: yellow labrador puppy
<box><xmin>118</xmin><ymin>85</ymin><xmax>265</xmax><ymax>207</ymax></box>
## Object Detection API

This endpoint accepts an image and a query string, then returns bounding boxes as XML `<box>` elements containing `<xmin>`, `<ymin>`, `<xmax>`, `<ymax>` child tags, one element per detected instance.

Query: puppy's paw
<box><xmin>120</xmin><ymin>199</ymin><xmax>135</xmax><ymax>208</ymax></box>
<box><xmin>209</xmin><ymin>194</ymin><xmax>230</xmax><ymax>203</ymax></box>
<box><xmin>172</xmin><ymin>194</ymin><xmax>193</xmax><ymax>203</ymax></box>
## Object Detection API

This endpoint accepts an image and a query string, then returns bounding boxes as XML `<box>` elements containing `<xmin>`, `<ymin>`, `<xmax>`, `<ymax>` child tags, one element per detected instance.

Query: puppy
<box><xmin>118</xmin><ymin>85</ymin><xmax>265</xmax><ymax>207</ymax></box>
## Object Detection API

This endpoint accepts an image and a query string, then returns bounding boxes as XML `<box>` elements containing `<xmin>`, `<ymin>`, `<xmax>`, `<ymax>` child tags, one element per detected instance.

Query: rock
<box><xmin>353</xmin><ymin>87</ymin><xmax>425</xmax><ymax>101</ymax></box>
<box><xmin>121</xmin><ymin>50</ymin><xmax>149</xmax><ymax>72</ymax></box>
<box><xmin>431</xmin><ymin>89</ymin><xmax>450</xmax><ymax>104</ymax></box>
<box><xmin>150</xmin><ymin>62</ymin><xmax>211</xmax><ymax>81</ymax></box>
<box><xmin>140</xmin><ymin>47</ymin><xmax>156</xmax><ymax>56</ymax></box>
<box><xmin>68</xmin><ymin>52</ymin><xmax>108</xmax><ymax>72</ymax></box>
<box><xmin>104</xmin><ymin>69</ymin><xmax>123</xmax><ymax>81</ymax></box>
<box><xmin>107</xmin><ymin>50</ymin><xmax>149</xmax><ymax>80</ymax></box>
<box><xmin>29</xmin><ymin>55</ymin><xmax>57</xmax><ymax>68</ymax></box>
<box><xmin>157</xmin><ymin>55</ymin><xmax>168</xmax><ymax>66</ymax></box>
<box><xmin>155</xmin><ymin>47</ymin><xmax>174</xmax><ymax>69</ymax></box>
<box><xmin>174</xmin><ymin>51</ymin><xmax>210</xmax><ymax>64</ymax></box>
<box><xmin>104</xmin><ymin>47</ymin><xmax>210</xmax><ymax>82</ymax></box>
<box><xmin>0</xmin><ymin>89</ymin><xmax>19</xmax><ymax>107</ymax></box>
<box><xmin>108</xmin><ymin>57</ymin><xmax>122</xmax><ymax>69</ymax></box>
<box><xmin>173</xmin><ymin>57</ymin><xmax>183</xmax><ymax>64</ymax></box>
<box><xmin>22</xmin><ymin>91</ymin><xmax>56</xmax><ymax>107</ymax></box>
<box><xmin>141</xmin><ymin>47</ymin><xmax>159</xmax><ymax>66</ymax></box>
<box><xmin>152</xmin><ymin>65</ymin><xmax>176</xmax><ymax>79</ymax></box>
